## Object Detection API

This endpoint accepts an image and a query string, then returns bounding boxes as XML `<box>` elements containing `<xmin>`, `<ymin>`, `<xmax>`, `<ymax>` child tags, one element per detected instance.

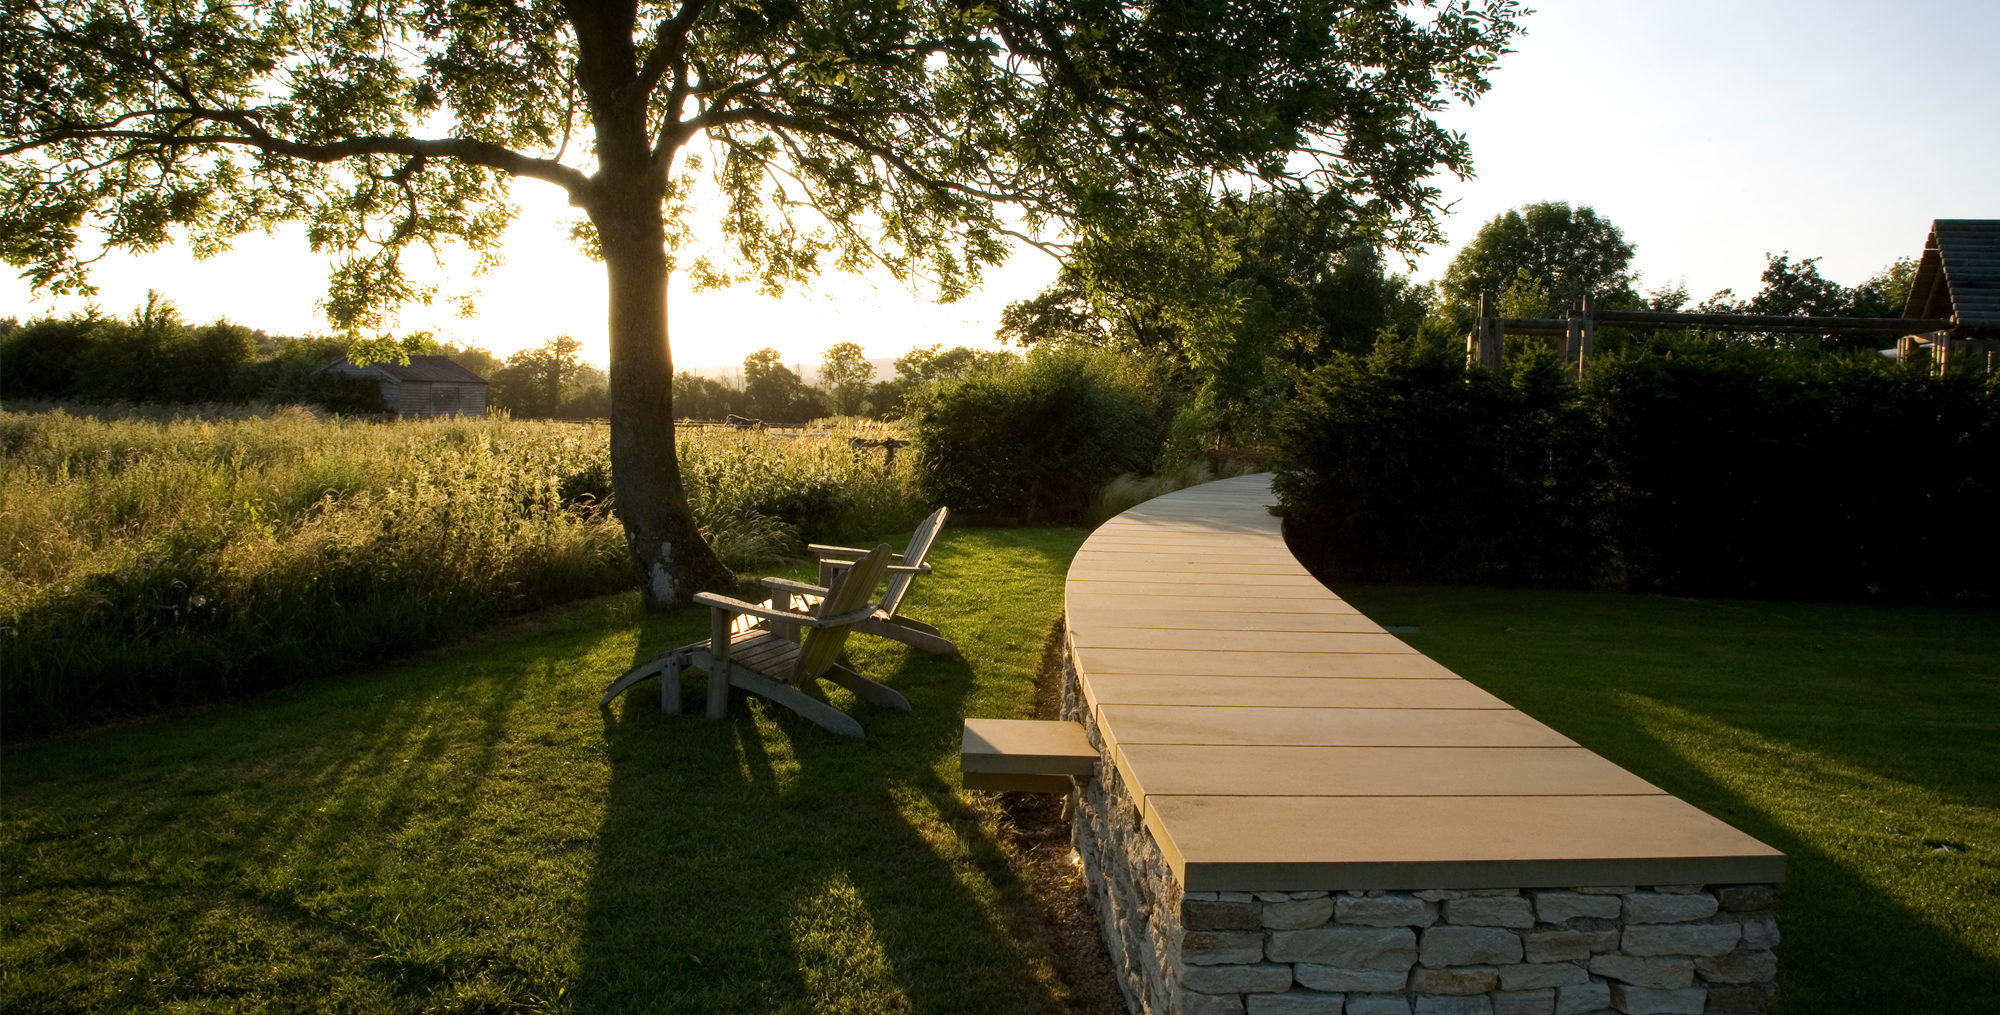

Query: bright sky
<box><xmin>5</xmin><ymin>0</ymin><xmax>1996</xmax><ymax>370</ymax></box>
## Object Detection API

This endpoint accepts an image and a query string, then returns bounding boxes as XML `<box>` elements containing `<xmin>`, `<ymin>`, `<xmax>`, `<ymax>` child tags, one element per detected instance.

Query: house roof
<box><xmin>323</xmin><ymin>354</ymin><xmax>489</xmax><ymax>384</ymax></box>
<box><xmin>1904</xmin><ymin>219</ymin><xmax>2000</xmax><ymax>331</ymax></box>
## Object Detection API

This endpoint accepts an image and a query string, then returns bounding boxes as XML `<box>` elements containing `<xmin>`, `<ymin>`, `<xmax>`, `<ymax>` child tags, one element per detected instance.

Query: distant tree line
<box><xmin>0</xmin><ymin>294</ymin><xmax>1016</xmax><ymax>424</ymax></box>
<box><xmin>671</xmin><ymin>342</ymin><xmax>1017</xmax><ymax>425</ymax></box>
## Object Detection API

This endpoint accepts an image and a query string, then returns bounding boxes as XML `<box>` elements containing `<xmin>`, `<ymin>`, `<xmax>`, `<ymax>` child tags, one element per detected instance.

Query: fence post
<box><xmin>1578</xmin><ymin>294</ymin><xmax>1597</xmax><ymax>376</ymax></box>
<box><xmin>1468</xmin><ymin>294</ymin><xmax>1488</xmax><ymax>370</ymax></box>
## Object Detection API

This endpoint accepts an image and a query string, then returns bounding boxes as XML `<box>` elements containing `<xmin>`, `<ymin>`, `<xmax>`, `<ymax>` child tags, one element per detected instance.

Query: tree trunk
<box><xmin>592</xmin><ymin>180</ymin><xmax>733</xmax><ymax>606</ymax></box>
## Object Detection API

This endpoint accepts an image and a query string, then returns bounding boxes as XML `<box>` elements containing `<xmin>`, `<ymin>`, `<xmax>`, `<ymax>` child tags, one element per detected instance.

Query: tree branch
<box><xmin>18</xmin><ymin>111</ymin><xmax>593</xmax><ymax>199</ymax></box>
<box><xmin>632</xmin><ymin>0</ymin><xmax>710</xmax><ymax>102</ymax></box>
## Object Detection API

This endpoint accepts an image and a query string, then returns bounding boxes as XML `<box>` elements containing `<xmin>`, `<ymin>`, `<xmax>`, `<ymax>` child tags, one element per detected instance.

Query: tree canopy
<box><xmin>1440</xmin><ymin>201</ymin><xmax>1637</xmax><ymax>315</ymax></box>
<box><xmin>2</xmin><ymin>0</ymin><xmax>1527</xmax><ymax>602</ymax></box>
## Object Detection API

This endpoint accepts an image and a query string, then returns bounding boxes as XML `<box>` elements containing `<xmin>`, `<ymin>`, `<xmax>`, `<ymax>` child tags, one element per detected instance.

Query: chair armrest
<box><xmin>697</xmin><ymin>591</ymin><xmax>880</xmax><ymax>630</ymax></box>
<box><xmin>761</xmin><ymin>577</ymin><xmax>830</xmax><ymax>598</ymax></box>
<box><xmin>816</xmin><ymin>559</ymin><xmax>927</xmax><ymax>575</ymax></box>
<box><xmin>806</xmin><ymin>543</ymin><xmax>873</xmax><ymax>559</ymax></box>
<box><xmin>692</xmin><ymin>592</ymin><xmax>805</xmax><ymax>627</ymax></box>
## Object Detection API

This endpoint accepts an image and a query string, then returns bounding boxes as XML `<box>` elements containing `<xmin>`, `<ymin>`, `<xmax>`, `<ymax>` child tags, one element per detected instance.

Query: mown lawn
<box><xmin>1</xmin><ymin>526</ymin><xmax>1093</xmax><ymax>1014</ymax></box>
<box><xmin>10</xmin><ymin>522</ymin><xmax>1997</xmax><ymax>1014</ymax></box>
<box><xmin>1341</xmin><ymin>585</ymin><xmax>2000</xmax><ymax>1014</ymax></box>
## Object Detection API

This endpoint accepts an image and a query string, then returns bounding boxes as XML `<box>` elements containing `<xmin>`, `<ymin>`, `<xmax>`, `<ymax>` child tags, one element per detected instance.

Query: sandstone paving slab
<box><xmin>1068</xmin><ymin>569</ymin><xmax>1331</xmax><ymax>587</ymax></box>
<box><xmin>1066</xmin><ymin>607</ymin><xmax>1376</xmax><ymax>632</ymax></box>
<box><xmin>1080</xmin><ymin>676</ymin><xmax>1505</xmax><ymax>717</ymax></box>
<box><xmin>1080</xmin><ymin>648</ymin><xmax>1450</xmax><ymax>678</ymax></box>
<box><xmin>1055</xmin><ymin>472</ymin><xmax>1784</xmax><ymax>895</ymax></box>
<box><xmin>1143</xmin><ymin>794</ymin><xmax>1787</xmax><ymax>891</ymax></box>
<box><xmin>1112</xmin><ymin>745</ymin><xmax>1667</xmax><ymax>803</ymax></box>
<box><xmin>1070</xmin><ymin>628</ymin><xmax>1410</xmax><ymax>654</ymax></box>
<box><xmin>1070</xmin><ymin>593</ymin><xmax>1364</xmax><ymax>614</ymax></box>
<box><xmin>1075</xmin><ymin>548</ymin><xmax>1310</xmax><ymax>566</ymax></box>
<box><xmin>1099</xmin><ymin>704</ymin><xmax>1577</xmax><ymax>748</ymax></box>
<box><xmin>1073</xmin><ymin>541</ymin><xmax>1308</xmax><ymax>556</ymax></box>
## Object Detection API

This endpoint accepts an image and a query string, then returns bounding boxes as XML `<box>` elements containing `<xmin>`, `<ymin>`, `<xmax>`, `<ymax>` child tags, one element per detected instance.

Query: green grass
<box><xmin>1339</xmin><ymin>584</ymin><xmax>2000</xmax><ymax>1014</ymax></box>
<box><xmin>1</xmin><ymin>525</ymin><xmax>1091</xmax><ymax>1014</ymax></box>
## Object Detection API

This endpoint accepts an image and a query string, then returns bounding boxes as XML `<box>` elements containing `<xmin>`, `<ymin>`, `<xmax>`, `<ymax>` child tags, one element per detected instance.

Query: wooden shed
<box><xmin>321</xmin><ymin>354</ymin><xmax>490</xmax><ymax>417</ymax></box>
<box><xmin>1901</xmin><ymin>219</ymin><xmax>2000</xmax><ymax>369</ymax></box>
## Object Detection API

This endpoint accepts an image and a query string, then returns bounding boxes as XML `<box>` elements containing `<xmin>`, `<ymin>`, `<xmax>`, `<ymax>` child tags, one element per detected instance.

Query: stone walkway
<box><xmin>1064</xmin><ymin>474</ymin><xmax>1785</xmax><ymax>893</ymax></box>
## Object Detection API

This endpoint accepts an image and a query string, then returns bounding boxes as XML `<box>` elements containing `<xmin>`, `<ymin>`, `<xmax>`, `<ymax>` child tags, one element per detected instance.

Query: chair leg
<box><xmin>824</xmin><ymin>663</ymin><xmax>911</xmax><ymax>711</ymax></box>
<box><xmin>661</xmin><ymin>657</ymin><xmax>683</xmax><ymax>715</ymax></box>
<box><xmin>725</xmin><ymin>665</ymin><xmax>865</xmax><ymax>738</ymax></box>
<box><xmin>602</xmin><ymin>652</ymin><xmax>670</xmax><ymax>706</ymax></box>
<box><xmin>705</xmin><ymin>651</ymin><xmax>732</xmax><ymax>720</ymax></box>
<box><xmin>862</xmin><ymin>616</ymin><xmax>959</xmax><ymax>655</ymax></box>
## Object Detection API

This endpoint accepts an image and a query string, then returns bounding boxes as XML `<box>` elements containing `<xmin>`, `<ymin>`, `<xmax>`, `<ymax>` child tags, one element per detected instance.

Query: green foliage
<box><xmin>1090</xmin><ymin>458</ymin><xmax>1261</xmax><ymax>526</ymax></box>
<box><xmin>490</xmin><ymin>335</ymin><xmax>608</xmax><ymax>418</ymax></box>
<box><xmin>740</xmin><ymin>348</ymin><xmax>826</xmax><ymax>424</ymax></box>
<box><xmin>1439</xmin><ymin>201</ymin><xmax>1638</xmax><ymax>318</ymax></box>
<box><xmin>671</xmin><ymin>371</ymin><xmax>743</xmax><ymax>421</ymax></box>
<box><xmin>1697</xmin><ymin>254</ymin><xmax>1924</xmax><ymax>352</ymax></box>
<box><xmin>3</xmin><ymin>0</ymin><xmax>1525</xmax><ymax>330</ymax></box>
<box><xmin>0</xmin><ymin>409</ymin><xmax>926</xmax><ymax>736</ymax></box>
<box><xmin>817</xmin><ymin>341</ymin><xmax>875</xmax><ymax>416</ymax></box>
<box><xmin>1344</xmin><ymin>584</ymin><xmax>2000</xmax><ymax>1013</ymax></box>
<box><xmin>0</xmin><ymin>302</ymin><xmax>518</xmax><ymax>414</ymax></box>
<box><xmin>1273</xmin><ymin>339</ymin><xmax>2000</xmax><ymax>599</ymax></box>
<box><xmin>1001</xmin><ymin>189</ymin><xmax>1434</xmax><ymax>450</ymax></box>
<box><xmin>1004</xmin><ymin>190</ymin><xmax>1434</xmax><ymax>365</ymax></box>
<box><xmin>1272</xmin><ymin>336</ymin><xmax>1601</xmax><ymax>585</ymax></box>
<box><xmin>0</xmin><ymin>526</ymin><xmax>1100</xmax><ymax>1013</ymax></box>
<box><xmin>1585</xmin><ymin>345</ymin><xmax>2000</xmax><ymax>598</ymax></box>
<box><xmin>2</xmin><ymin>296</ymin><xmax>263</xmax><ymax>404</ymax></box>
<box><xmin>0</xmin><ymin>312</ymin><xmax>100</xmax><ymax>397</ymax></box>
<box><xmin>0</xmin><ymin>0</ymin><xmax>1527</xmax><ymax>599</ymax></box>
<box><xmin>907</xmin><ymin>347</ymin><xmax>1163</xmax><ymax>524</ymax></box>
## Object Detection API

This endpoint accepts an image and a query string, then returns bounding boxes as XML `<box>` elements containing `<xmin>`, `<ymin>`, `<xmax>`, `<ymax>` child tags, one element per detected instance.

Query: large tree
<box><xmin>816</xmin><ymin>340</ymin><xmax>873</xmax><ymax>416</ymax></box>
<box><xmin>1</xmin><ymin>0</ymin><xmax>1525</xmax><ymax>603</ymax></box>
<box><xmin>1440</xmin><ymin>200</ymin><xmax>1637</xmax><ymax>315</ymax></box>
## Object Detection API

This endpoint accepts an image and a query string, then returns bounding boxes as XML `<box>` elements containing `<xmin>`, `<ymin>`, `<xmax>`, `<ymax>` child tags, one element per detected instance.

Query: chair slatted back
<box><xmin>791</xmin><ymin>543</ymin><xmax>894</xmax><ymax>684</ymax></box>
<box><xmin>879</xmin><ymin>507</ymin><xmax>948</xmax><ymax>619</ymax></box>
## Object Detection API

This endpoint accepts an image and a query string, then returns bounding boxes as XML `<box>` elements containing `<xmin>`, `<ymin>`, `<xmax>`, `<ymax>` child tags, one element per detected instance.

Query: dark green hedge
<box><xmin>1273</xmin><ymin>339</ymin><xmax>1601</xmax><ymax>586</ymax></box>
<box><xmin>1274</xmin><ymin>339</ymin><xmax>2000</xmax><ymax>600</ymax></box>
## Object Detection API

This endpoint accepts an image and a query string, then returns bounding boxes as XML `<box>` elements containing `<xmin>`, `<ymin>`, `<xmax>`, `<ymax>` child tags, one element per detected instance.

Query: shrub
<box><xmin>1272</xmin><ymin>336</ymin><xmax>1601</xmax><ymax>585</ymax></box>
<box><xmin>906</xmin><ymin>347</ymin><xmax>1163</xmax><ymax>524</ymax></box>
<box><xmin>1273</xmin><ymin>335</ymin><xmax>2000</xmax><ymax>600</ymax></box>
<box><xmin>1585</xmin><ymin>344</ymin><xmax>2000</xmax><ymax>598</ymax></box>
<box><xmin>0</xmin><ymin>316</ymin><xmax>101</xmax><ymax>398</ymax></box>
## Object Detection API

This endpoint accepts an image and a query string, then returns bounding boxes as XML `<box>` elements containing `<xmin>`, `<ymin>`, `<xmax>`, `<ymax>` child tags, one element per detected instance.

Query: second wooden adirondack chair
<box><xmin>599</xmin><ymin>544</ymin><xmax>907</xmax><ymax>738</ymax></box>
<box><xmin>772</xmin><ymin>506</ymin><xmax>957</xmax><ymax>655</ymax></box>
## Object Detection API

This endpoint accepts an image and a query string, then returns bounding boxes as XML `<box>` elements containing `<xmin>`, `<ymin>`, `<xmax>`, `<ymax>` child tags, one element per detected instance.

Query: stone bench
<box><xmin>1025</xmin><ymin>474</ymin><xmax>1785</xmax><ymax>1015</ymax></box>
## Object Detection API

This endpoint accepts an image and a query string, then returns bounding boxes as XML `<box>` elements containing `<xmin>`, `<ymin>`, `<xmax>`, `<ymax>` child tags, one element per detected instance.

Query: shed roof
<box><xmin>323</xmin><ymin>354</ymin><xmax>489</xmax><ymax>384</ymax></box>
<box><xmin>1904</xmin><ymin>219</ymin><xmax>2000</xmax><ymax>331</ymax></box>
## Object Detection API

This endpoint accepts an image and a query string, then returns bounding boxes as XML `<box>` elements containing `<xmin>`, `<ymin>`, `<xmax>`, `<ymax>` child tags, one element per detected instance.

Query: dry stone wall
<box><xmin>1062</xmin><ymin>654</ymin><xmax>1782</xmax><ymax>1015</ymax></box>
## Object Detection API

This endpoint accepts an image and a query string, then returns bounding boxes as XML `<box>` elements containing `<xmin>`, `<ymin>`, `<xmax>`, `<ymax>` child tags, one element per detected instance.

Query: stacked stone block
<box><xmin>1061</xmin><ymin>653</ymin><xmax>1782</xmax><ymax>1015</ymax></box>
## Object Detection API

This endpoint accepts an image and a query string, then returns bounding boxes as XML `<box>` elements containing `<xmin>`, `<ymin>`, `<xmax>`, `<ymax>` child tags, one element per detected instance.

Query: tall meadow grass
<box><xmin>1</xmin><ymin>407</ymin><xmax>923</xmax><ymax>736</ymax></box>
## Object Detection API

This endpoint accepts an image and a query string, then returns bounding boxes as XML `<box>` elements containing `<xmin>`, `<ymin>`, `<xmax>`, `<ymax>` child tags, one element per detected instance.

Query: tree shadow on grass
<box><xmin>0</xmin><ymin>614</ymin><xmax>587</xmax><ymax>1013</ymax></box>
<box><xmin>574</xmin><ymin>541</ymin><xmax>1083</xmax><ymax>1013</ymax></box>
<box><xmin>1340</xmin><ymin>585</ymin><xmax>2000</xmax><ymax>1015</ymax></box>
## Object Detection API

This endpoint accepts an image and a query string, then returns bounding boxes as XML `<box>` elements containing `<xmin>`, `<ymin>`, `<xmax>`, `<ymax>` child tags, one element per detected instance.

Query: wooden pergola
<box><xmin>1467</xmin><ymin>218</ymin><xmax>1999</xmax><ymax>375</ymax></box>
<box><xmin>1897</xmin><ymin>219</ymin><xmax>2000</xmax><ymax>371</ymax></box>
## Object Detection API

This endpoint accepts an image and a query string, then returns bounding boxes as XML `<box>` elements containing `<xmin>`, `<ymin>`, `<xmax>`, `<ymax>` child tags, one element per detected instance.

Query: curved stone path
<box><xmin>1063</xmin><ymin>473</ymin><xmax>1785</xmax><ymax>892</ymax></box>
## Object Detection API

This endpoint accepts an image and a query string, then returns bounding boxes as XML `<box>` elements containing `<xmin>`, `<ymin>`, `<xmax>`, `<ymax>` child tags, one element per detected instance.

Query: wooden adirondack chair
<box><xmin>770</xmin><ymin>506</ymin><xmax>957</xmax><ymax>656</ymax></box>
<box><xmin>599</xmin><ymin>544</ymin><xmax>907</xmax><ymax>738</ymax></box>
